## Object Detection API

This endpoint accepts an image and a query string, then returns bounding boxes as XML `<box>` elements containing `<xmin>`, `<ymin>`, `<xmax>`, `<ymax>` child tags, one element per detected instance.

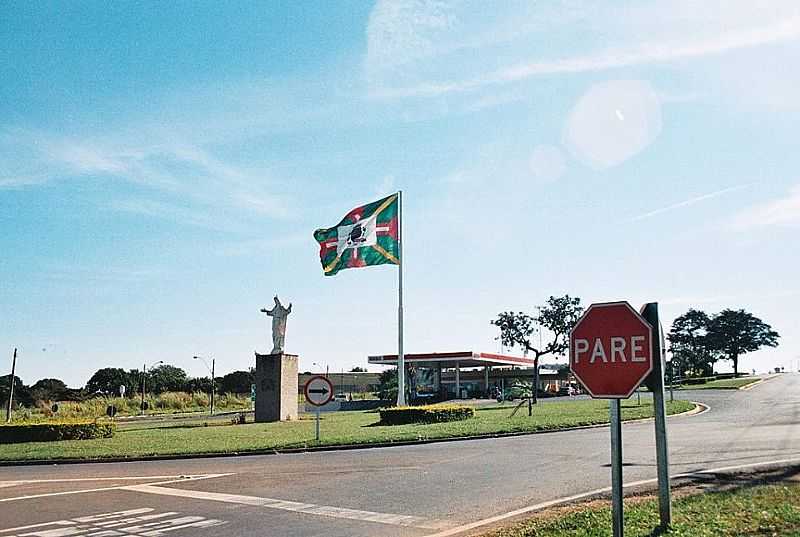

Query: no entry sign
<box><xmin>569</xmin><ymin>301</ymin><xmax>653</xmax><ymax>399</ymax></box>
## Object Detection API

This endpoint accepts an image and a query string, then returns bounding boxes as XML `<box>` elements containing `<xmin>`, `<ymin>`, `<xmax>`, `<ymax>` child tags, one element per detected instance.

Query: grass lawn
<box><xmin>0</xmin><ymin>399</ymin><xmax>694</xmax><ymax>462</ymax></box>
<box><xmin>483</xmin><ymin>483</ymin><xmax>800</xmax><ymax>537</ymax></box>
<box><xmin>680</xmin><ymin>377</ymin><xmax>761</xmax><ymax>390</ymax></box>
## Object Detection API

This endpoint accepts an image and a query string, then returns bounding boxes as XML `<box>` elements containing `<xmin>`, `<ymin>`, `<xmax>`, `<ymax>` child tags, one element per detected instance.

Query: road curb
<box><xmin>0</xmin><ymin>402</ymin><xmax>702</xmax><ymax>468</ymax></box>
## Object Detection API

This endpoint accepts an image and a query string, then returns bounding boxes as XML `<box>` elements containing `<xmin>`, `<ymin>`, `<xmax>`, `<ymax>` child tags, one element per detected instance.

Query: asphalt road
<box><xmin>1</xmin><ymin>374</ymin><xmax>798</xmax><ymax>537</ymax></box>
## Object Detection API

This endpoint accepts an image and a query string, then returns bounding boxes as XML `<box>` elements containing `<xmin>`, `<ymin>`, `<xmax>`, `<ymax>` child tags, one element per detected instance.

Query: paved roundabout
<box><xmin>1</xmin><ymin>374</ymin><xmax>798</xmax><ymax>537</ymax></box>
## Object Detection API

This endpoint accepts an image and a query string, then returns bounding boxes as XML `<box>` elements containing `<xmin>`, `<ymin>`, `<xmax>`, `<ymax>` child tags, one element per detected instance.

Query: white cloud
<box><xmin>365</xmin><ymin>1</ymin><xmax>800</xmax><ymax>98</ymax></box>
<box><xmin>630</xmin><ymin>184</ymin><xmax>753</xmax><ymax>222</ymax></box>
<box><xmin>3</xmin><ymin>129</ymin><xmax>291</xmax><ymax>224</ymax></box>
<box><xmin>733</xmin><ymin>184</ymin><xmax>800</xmax><ymax>229</ymax></box>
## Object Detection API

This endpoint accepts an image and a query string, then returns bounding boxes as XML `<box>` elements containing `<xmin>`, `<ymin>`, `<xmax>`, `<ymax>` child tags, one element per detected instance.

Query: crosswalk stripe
<box><xmin>123</xmin><ymin>483</ymin><xmax>450</xmax><ymax>530</ymax></box>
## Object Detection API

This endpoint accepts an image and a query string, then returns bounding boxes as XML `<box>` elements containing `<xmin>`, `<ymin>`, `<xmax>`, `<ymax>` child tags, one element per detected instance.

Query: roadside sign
<box><xmin>305</xmin><ymin>375</ymin><xmax>333</xmax><ymax>442</ymax></box>
<box><xmin>569</xmin><ymin>300</ymin><xmax>671</xmax><ymax>537</ymax></box>
<box><xmin>119</xmin><ymin>385</ymin><xmax>126</xmax><ymax>398</ymax></box>
<box><xmin>304</xmin><ymin>375</ymin><xmax>334</xmax><ymax>406</ymax></box>
<box><xmin>569</xmin><ymin>301</ymin><xmax>653</xmax><ymax>398</ymax></box>
<box><xmin>250</xmin><ymin>383</ymin><xmax>256</xmax><ymax>402</ymax></box>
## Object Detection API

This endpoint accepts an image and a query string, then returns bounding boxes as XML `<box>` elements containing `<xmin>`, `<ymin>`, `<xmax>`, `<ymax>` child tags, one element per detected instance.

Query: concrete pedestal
<box><xmin>254</xmin><ymin>352</ymin><xmax>298</xmax><ymax>422</ymax></box>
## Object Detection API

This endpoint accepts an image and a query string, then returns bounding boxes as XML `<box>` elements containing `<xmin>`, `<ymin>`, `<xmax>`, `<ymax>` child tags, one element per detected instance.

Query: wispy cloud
<box><xmin>629</xmin><ymin>184</ymin><xmax>753</xmax><ymax>222</ymax></box>
<box><xmin>2</xmin><ymin>128</ymin><xmax>292</xmax><ymax>228</ymax></box>
<box><xmin>366</xmin><ymin>1</ymin><xmax>800</xmax><ymax>98</ymax></box>
<box><xmin>733</xmin><ymin>183</ymin><xmax>800</xmax><ymax>229</ymax></box>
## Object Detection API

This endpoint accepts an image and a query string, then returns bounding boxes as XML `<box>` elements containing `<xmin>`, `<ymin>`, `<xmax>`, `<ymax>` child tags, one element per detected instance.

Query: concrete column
<box><xmin>254</xmin><ymin>352</ymin><xmax>298</xmax><ymax>422</ymax></box>
<box><xmin>455</xmin><ymin>362</ymin><xmax>461</xmax><ymax>399</ymax></box>
<box><xmin>484</xmin><ymin>366</ymin><xmax>489</xmax><ymax>396</ymax></box>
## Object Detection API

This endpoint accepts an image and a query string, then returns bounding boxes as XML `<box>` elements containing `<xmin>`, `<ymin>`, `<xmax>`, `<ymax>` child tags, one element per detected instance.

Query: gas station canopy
<box><xmin>367</xmin><ymin>351</ymin><xmax>535</xmax><ymax>369</ymax></box>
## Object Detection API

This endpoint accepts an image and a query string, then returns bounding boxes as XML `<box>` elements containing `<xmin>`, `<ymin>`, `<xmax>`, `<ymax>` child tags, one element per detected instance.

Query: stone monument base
<box><xmin>254</xmin><ymin>352</ymin><xmax>298</xmax><ymax>422</ymax></box>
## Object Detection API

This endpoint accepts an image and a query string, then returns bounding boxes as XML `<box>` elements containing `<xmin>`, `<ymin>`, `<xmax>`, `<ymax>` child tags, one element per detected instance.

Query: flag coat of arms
<box><xmin>313</xmin><ymin>193</ymin><xmax>400</xmax><ymax>276</ymax></box>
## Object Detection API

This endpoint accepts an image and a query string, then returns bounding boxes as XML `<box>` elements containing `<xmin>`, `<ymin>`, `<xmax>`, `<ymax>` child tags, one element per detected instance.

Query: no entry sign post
<box><xmin>304</xmin><ymin>375</ymin><xmax>333</xmax><ymax>442</ymax></box>
<box><xmin>570</xmin><ymin>301</ymin><xmax>670</xmax><ymax>537</ymax></box>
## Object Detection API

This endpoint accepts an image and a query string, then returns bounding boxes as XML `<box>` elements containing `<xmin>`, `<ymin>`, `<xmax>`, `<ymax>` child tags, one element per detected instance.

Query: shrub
<box><xmin>0</xmin><ymin>421</ymin><xmax>116</xmax><ymax>444</ymax></box>
<box><xmin>379</xmin><ymin>404</ymin><xmax>474</xmax><ymax>425</ymax></box>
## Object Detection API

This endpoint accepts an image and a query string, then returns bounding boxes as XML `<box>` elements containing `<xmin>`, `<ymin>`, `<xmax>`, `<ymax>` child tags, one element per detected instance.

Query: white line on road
<box><xmin>122</xmin><ymin>483</ymin><xmax>451</xmax><ymax>530</ymax></box>
<box><xmin>0</xmin><ymin>507</ymin><xmax>227</xmax><ymax>536</ymax></box>
<box><xmin>0</xmin><ymin>475</ymin><xmax>218</xmax><ymax>488</ymax></box>
<box><xmin>0</xmin><ymin>474</ymin><xmax>232</xmax><ymax>503</ymax></box>
<box><xmin>422</xmin><ymin>457</ymin><xmax>800</xmax><ymax>537</ymax></box>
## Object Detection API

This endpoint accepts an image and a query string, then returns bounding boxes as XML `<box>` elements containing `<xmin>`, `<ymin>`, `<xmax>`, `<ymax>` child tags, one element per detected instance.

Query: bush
<box><xmin>0</xmin><ymin>421</ymin><xmax>116</xmax><ymax>443</ymax></box>
<box><xmin>379</xmin><ymin>404</ymin><xmax>474</xmax><ymax>425</ymax></box>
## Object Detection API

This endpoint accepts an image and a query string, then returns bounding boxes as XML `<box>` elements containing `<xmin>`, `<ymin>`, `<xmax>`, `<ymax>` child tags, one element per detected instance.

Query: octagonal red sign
<box><xmin>569</xmin><ymin>301</ymin><xmax>653</xmax><ymax>399</ymax></box>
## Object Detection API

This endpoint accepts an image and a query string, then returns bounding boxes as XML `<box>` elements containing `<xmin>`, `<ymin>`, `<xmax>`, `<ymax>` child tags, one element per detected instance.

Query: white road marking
<box><xmin>123</xmin><ymin>483</ymin><xmax>450</xmax><ymax>530</ymax></box>
<box><xmin>0</xmin><ymin>475</ymin><xmax>214</xmax><ymax>488</ymax></box>
<box><xmin>0</xmin><ymin>508</ymin><xmax>226</xmax><ymax>536</ymax></box>
<box><xmin>0</xmin><ymin>474</ymin><xmax>232</xmax><ymax>503</ymax></box>
<box><xmin>422</xmin><ymin>456</ymin><xmax>800</xmax><ymax>537</ymax></box>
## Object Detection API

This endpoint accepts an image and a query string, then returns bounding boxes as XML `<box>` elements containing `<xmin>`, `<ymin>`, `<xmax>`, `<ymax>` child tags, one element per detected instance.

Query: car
<box><xmin>497</xmin><ymin>386</ymin><xmax>528</xmax><ymax>401</ymax></box>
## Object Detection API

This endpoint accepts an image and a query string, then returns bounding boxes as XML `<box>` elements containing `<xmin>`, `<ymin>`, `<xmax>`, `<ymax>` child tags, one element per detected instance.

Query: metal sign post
<box><xmin>610</xmin><ymin>399</ymin><xmax>624</xmax><ymax>537</ymax></box>
<box><xmin>315</xmin><ymin>407</ymin><xmax>321</xmax><ymax>441</ymax></box>
<box><xmin>570</xmin><ymin>301</ymin><xmax>662</xmax><ymax>537</ymax></box>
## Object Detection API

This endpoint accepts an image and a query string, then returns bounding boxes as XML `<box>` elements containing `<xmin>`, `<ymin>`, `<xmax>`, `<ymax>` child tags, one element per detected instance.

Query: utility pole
<box><xmin>140</xmin><ymin>362</ymin><xmax>146</xmax><ymax>416</ymax></box>
<box><xmin>194</xmin><ymin>356</ymin><xmax>215</xmax><ymax>415</ymax></box>
<box><xmin>210</xmin><ymin>358</ymin><xmax>215</xmax><ymax>416</ymax></box>
<box><xmin>141</xmin><ymin>360</ymin><xmax>163</xmax><ymax>415</ymax></box>
<box><xmin>5</xmin><ymin>348</ymin><xmax>17</xmax><ymax>423</ymax></box>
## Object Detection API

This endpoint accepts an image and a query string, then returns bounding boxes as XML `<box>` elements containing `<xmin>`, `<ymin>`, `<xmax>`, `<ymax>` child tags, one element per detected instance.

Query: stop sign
<box><xmin>569</xmin><ymin>301</ymin><xmax>653</xmax><ymax>398</ymax></box>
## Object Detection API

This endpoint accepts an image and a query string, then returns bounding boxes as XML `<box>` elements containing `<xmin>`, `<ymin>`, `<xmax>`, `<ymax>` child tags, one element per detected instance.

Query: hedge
<box><xmin>379</xmin><ymin>404</ymin><xmax>474</xmax><ymax>425</ymax></box>
<box><xmin>0</xmin><ymin>421</ymin><xmax>116</xmax><ymax>444</ymax></box>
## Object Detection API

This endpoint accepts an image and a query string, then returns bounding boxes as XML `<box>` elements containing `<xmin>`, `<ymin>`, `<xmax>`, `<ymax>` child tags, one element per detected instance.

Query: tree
<box><xmin>0</xmin><ymin>375</ymin><xmax>31</xmax><ymax>408</ymax></box>
<box><xmin>186</xmin><ymin>376</ymin><xmax>213</xmax><ymax>393</ymax></box>
<box><xmin>350</xmin><ymin>367</ymin><xmax>367</xmax><ymax>373</ymax></box>
<box><xmin>29</xmin><ymin>378</ymin><xmax>69</xmax><ymax>402</ymax></box>
<box><xmin>147</xmin><ymin>364</ymin><xmax>188</xmax><ymax>394</ymax></box>
<box><xmin>218</xmin><ymin>370</ymin><xmax>254</xmax><ymax>394</ymax></box>
<box><xmin>667</xmin><ymin>309</ymin><xmax>716</xmax><ymax>378</ymax></box>
<box><xmin>707</xmin><ymin>309</ymin><xmax>779</xmax><ymax>377</ymax></box>
<box><xmin>376</xmin><ymin>368</ymin><xmax>397</xmax><ymax>402</ymax></box>
<box><xmin>85</xmin><ymin>368</ymin><xmax>130</xmax><ymax>395</ymax></box>
<box><xmin>492</xmin><ymin>295</ymin><xmax>583</xmax><ymax>403</ymax></box>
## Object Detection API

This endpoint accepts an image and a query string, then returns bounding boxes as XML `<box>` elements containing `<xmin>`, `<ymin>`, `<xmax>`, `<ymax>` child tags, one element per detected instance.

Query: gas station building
<box><xmin>368</xmin><ymin>351</ymin><xmax>570</xmax><ymax>399</ymax></box>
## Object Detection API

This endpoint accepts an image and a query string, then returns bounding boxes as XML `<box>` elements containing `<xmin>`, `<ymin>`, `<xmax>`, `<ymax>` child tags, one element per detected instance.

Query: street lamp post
<box><xmin>5</xmin><ymin>348</ymin><xmax>17</xmax><ymax>423</ymax></box>
<box><xmin>194</xmin><ymin>355</ymin><xmax>215</xmax><ymax>415</ymax></box>
<box><xmin>140</xmin><ymin>360</ymin><xmax>163</xmax><ymax>415</ymax></box>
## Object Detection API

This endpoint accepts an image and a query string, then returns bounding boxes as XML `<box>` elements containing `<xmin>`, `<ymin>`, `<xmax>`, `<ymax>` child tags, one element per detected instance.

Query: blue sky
<box><xmin>2</xmin><ymin>1</ymin><xmax>799</xmax><ymax>387</ymax></box>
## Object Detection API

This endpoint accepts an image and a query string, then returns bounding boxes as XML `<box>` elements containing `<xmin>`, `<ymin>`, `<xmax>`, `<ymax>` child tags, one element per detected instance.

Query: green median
<box><xmin>678</xmin><ymin>377</ymin><xmax>761</xmax><ymax>390</ymax></box>
<box><xmin>0</xmin><ymin>399</ymin><xmax>694</xmax><ymax>462</ymax></box>
<box><xmin>482</xmin><ymin>483</ymin><xmax>800</xmax><ymax>537</ymax></box>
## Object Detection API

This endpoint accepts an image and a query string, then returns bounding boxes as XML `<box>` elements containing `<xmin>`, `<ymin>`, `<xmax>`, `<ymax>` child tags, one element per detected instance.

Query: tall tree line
<box><xmin>668</xmin><ymin>308</ymin><xmax>779</xmax><ymax>378</ymax></box>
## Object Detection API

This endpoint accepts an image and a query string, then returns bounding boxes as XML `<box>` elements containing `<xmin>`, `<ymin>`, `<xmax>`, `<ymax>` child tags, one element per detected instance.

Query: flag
<box><xmin>313</xmin><ymin>193</ymin><xmax>400</xmax><ymax>276</ymax></box>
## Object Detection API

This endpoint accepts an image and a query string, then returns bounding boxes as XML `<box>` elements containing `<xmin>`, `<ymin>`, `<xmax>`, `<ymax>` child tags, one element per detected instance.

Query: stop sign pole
<box><xmin>570</xmin><ymin>301</ymin><xmax>671</xmax><ymax>537</ymax></box>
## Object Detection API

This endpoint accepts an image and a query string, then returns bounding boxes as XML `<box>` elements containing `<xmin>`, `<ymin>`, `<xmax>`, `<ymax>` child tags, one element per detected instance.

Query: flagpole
<box><xmin>396</xmin><ymin>190</ymin><xmax>406</xmax><ymax>406</ymax></box>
